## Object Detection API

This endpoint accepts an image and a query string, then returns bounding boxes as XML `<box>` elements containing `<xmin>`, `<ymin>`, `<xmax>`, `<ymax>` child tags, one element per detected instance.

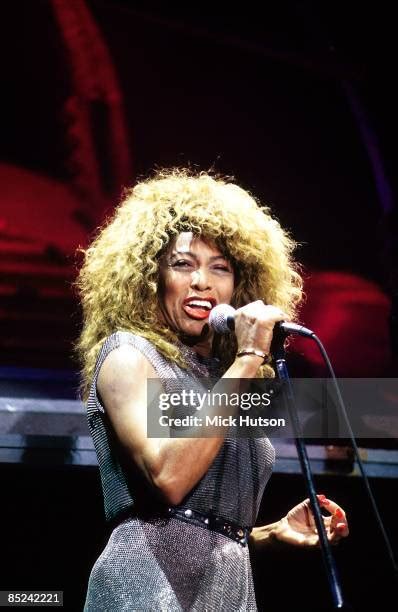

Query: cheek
<box><xmin>162</xmin><ymin>274</ymin><xmax>186</xmax><ymax>305</ymax></box>
<box><xmin>224</xmin><ymin>278</ymin><xmax>235</xmax><ymax>301</ymax></box>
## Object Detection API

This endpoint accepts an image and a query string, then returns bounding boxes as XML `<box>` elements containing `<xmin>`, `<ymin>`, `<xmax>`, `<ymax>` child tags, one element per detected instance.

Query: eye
<box><xmin>213</xmin><ymin>264</ymin><xmax>231</xmax><ymax>272</ymax></box>
<box><xmin>173</xmin><ymin>259</ymin><xmax>193</xmax><ymax>268</ymax></box>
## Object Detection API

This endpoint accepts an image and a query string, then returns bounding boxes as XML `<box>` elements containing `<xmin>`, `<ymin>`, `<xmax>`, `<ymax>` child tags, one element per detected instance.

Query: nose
<box><xmin>190</xmin><ymin>268</ymin><xmax>211</xmax><ymax>290</ymax></box>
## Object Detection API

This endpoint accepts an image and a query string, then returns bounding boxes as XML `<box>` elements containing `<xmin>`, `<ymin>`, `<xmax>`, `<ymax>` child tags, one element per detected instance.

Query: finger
<box><xmin>306</xmin><ymin>495</ymin><xmax>332</xmax><ymax>516</ymax></box>
<box><xmin>318</xmin><ymin>497</ymin><xmax>345</xmax><ymax>517</ymax></box>
<box><xmin>252</xmin><ymin>303</ymin><xmax>288</xmax><ymax>321</ymax></box>
<box><xmin>317</xmin><ymin>496</ymin><xmax>348</xmax><ymax>532</ymax></box>
<box><xmin>265</xmin><ymin>305</ymin><xmax>289</xmax><ymax>321</ymax></box>
<box><xmin>319</xmin><ymin>510</ymin><xmax>349</xmax><ymax>544</ymax></box>
<box><xmin>305</xmin><ymin>497</ymin><xmax>349</xmax><ymax>544</ymax></box>
<box><xmin>334</xmin><ymin>521</ymin><xmax>349</xmax><ymax>538</ymax></box>
<box><xmin>316</xmin><ymin>494</ymin><xmax>332</xmax><ymax>509</ymax></box>
<box><xmin>311</xmin><ymin>497</ymin><xmax>349</xmax><ymax>541</ymax></box>
<box><xmin>327</xmin><ymin>519</ymin><xmax>349</xmax><ymax>543</ymax></box>
<box><xmin>331</xmin><ymin>508</ymin><xmax>347</xmax><ymax>532</ymax></box>
<box><xmin>236</xmin><ymin>302</ymin><xmax>287</xmax><ymax>325</ymax></box>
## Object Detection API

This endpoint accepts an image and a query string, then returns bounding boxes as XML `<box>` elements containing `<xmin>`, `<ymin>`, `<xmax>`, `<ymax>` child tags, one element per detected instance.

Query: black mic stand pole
<box><xmin>273</xmin><ymin>329</ymin><xmax>346</xmax><ymax>610</ymax></box>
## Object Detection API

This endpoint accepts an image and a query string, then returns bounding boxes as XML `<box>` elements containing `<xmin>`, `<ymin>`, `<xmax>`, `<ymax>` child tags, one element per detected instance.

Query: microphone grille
<box><xmin>209</xmin><ymin>304</ymin><xmax>235</xmax><ymax>334</ymax></box>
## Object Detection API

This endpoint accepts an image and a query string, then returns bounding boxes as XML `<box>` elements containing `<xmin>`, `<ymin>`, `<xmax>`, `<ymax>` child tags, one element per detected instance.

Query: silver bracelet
<box><xmin>236</xmin><ymin>349</ymin><xmax>267</xmax><ymax>362</ymax></box>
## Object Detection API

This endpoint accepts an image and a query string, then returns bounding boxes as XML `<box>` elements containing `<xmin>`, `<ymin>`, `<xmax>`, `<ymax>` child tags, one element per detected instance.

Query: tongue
<box><xmin>183</xmin><ymin>304</ymin><xmax>210</xmax><ymax>319</ymax></box>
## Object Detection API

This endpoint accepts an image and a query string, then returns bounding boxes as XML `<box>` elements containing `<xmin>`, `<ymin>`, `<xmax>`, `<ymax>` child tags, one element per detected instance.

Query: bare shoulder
<box><xmin>97</xmin><ymin>344</ymin><xmax>159</xmax><ymax>405</ymax></box>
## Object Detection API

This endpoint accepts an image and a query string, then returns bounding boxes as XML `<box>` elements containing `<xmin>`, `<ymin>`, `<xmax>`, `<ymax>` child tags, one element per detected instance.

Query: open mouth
<box><xmin>182</xmin><ymin>299</ymin><xmax>214</xmax><ymax>320</ymax></box>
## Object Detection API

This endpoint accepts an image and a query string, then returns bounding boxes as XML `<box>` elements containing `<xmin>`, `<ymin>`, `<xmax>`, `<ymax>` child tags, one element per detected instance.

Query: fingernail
<box><xmin>337</xmin><ymin>524</ymin><xmax>346</xmax><ymax>531</ymax></box>
<box><xmin>317</xmin><ymin>494</ymin><xmax>326</xmax><ymax>501</ymax></box>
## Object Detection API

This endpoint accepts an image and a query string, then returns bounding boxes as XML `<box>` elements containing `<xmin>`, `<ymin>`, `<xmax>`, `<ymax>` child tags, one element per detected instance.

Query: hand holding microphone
<box><xmin>209</xmin><ymin>302</ymin><xmax>314</xmax><ymax>363</ymax></box>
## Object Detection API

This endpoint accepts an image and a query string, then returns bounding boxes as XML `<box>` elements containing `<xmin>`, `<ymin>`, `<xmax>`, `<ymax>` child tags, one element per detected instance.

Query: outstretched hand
<box><xmin>273</xmin><ymin>495</ymin><xmax>349</xmax><ymax>547</ymax></box>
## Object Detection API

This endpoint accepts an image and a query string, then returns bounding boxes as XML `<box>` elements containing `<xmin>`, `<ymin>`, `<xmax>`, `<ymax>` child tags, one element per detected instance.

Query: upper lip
<box><xmin>183</xmin><ymin>296</ymin><xmax>217</xmax><ymax>307</ymax></box>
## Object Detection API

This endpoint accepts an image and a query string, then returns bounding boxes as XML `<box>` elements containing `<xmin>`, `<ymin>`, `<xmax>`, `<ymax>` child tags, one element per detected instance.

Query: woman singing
<box><xmin>77</xmin><ymin>169</ymin><xmax>348</xmax><ymax>611</ymax></box>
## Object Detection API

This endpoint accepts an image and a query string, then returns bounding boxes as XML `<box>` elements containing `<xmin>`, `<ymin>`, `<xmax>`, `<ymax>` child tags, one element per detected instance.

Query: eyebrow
<box><xmin>172</xmin><ymin>251</ymin><xmax>229</xmax><ymax>262</ymax></box>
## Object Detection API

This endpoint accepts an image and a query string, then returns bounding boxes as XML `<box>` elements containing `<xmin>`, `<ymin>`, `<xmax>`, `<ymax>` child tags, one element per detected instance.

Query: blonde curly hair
<box><xmin>75</xmin><ymin>168</ymin><xmax>303</xmax><ymax>400</ymax></box>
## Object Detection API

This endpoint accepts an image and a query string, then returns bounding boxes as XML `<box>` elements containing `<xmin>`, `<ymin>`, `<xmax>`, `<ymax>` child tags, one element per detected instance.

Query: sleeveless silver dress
<box><xmin>84</xmin><ymin>332</ymin><xmax>275</xmax><ymax>611</ymax></box>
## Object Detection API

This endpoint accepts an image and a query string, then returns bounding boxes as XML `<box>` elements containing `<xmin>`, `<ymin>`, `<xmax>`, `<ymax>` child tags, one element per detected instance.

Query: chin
<box><xmin>180</xmin><ymin>321</ymin><xmax>210</xmax><ymax>338</ymax></box>
<box><xmin>182</xmin><ymin>325</ymin><xmax>206</xmax><ymax>336</ymax></box>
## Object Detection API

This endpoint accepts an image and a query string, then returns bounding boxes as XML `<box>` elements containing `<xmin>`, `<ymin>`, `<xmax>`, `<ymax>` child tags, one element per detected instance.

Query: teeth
<box><xmin>186</xmin><ymin>300</ymin><xmax>213</xmax><ymax>310</ymax></box>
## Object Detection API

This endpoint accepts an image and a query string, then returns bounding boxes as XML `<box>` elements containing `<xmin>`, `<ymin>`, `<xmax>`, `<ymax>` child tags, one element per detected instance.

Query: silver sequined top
<box><xmin>86</xmin><ymin>331</ymin><xmax>275</xmax><ymax>526</ymax></box>
<box><xmin>84</xmin><ymin>331</ymin><xmax>275</xmax><ymax>611</ymax></box>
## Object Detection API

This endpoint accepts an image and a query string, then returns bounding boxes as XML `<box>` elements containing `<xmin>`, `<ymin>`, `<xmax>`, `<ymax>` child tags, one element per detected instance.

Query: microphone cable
<box><xmin>309</xmin><ymin>332</ymin><xmax>398</xmax><ymax>577</ymax></box>
<box><xmin>209</xmin><ymin>302</ymin><xmax>397</xmax><ymax>574</ymax></box>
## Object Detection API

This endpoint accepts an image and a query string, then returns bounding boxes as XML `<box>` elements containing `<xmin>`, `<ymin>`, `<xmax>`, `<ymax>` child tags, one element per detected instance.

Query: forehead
<box><xmin>169</xmin><ymin>232</ymin><xmax>224</xmax><ymax>256</ymax></box>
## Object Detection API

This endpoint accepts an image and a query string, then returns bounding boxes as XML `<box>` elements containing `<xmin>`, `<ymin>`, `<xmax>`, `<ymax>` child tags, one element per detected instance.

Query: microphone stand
<box><xmin>272</xmin><ymin>328</ymin><xmax>346</xmax><ymax>610</ymax></box>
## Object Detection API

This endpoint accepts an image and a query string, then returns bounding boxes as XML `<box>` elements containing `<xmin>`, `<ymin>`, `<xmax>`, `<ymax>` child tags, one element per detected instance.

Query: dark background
<box><xmin>1</xmin><ymin>0</ymin><xmax>397</xmax><ymax>374</ymax></box>
<box><xmin>0</xmin><ymin>1</ymin><xmax>397</xmax><ymax>610</ymax></box>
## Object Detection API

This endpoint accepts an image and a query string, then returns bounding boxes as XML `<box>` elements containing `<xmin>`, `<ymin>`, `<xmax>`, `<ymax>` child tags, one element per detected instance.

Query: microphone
<box><xmin>209</xmin><ymin>303</ymin><xmax>314</xmax><ymax>338</ymax></box>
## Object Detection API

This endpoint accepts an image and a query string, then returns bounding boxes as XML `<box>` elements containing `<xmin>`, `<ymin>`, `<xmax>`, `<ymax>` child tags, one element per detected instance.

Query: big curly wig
<box><xmin>76</xmin><ymin>168</ymin><xmax>303</xmax><ymax>400</ymax></box>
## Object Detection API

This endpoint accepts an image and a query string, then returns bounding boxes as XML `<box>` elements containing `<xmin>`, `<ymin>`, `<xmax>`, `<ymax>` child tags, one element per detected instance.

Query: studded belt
<box><xmin>167</xmin><ymin>505</ymin><xmax>252</xmax><ymax>547</ymax></box>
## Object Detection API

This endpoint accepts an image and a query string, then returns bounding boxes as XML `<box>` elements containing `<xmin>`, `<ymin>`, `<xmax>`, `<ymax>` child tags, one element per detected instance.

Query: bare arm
<box><xmin>98</xmin><ymin>302</ymin><xmax>286</xmax><ymax>505</ymax></box>
<box><xmin>98</xmin><ymin>345</ymin><xmax>263</xmax><ymax>505</ymax></box>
